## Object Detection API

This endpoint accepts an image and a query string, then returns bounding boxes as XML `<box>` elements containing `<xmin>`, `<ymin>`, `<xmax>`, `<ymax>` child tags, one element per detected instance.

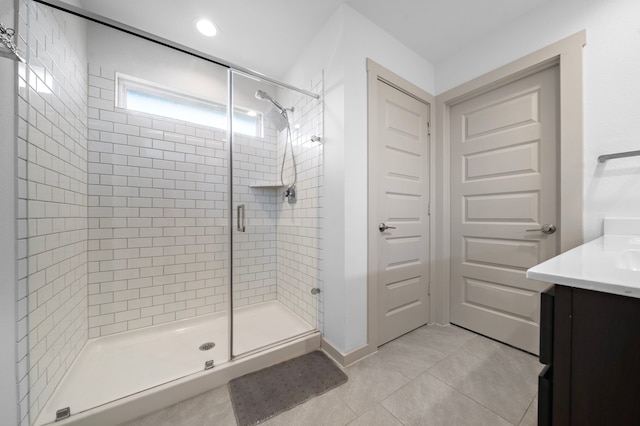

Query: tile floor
<box><xmin>122</xmin><ymin>325</ymin><xmax>541</xmax><ymax>426</ymax></box>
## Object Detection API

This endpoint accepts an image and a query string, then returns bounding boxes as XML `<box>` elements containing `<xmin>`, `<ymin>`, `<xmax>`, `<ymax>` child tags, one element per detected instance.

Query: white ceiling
<box><xmin>72</xmin><ymin>0</ymin><xmax>551</xmax><ymax>79</ymax></box>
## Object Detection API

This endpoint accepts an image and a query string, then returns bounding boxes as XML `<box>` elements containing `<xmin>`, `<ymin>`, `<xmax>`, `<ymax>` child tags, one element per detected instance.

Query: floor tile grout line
<box><xmin>338</xmin><ymin>353</ymin><xmax>413</xmax><ymax>417</ymax></box>
<box><xmin>458</xmin><ymin>336</ymin><xmax>543</xmax><ymax>383</ymax></box>
<box><xmin>423</xmin><ymin>371</ymin><xmax>521</xmax><ymax>425</ymax></box>
<box><xmin>516</xmin><ymin>394</ymin><xmax>537</xmax><ymax>426</ymax></box>
<box><xmin>377</xmin><ymin>372</ymin><xmax>424</xmax><ymax>425</ymax></box>
<box><xmin>380</xmin><ymin>403</ymin><xmax>407</xmax><ymax>426</ymax></box>
<box><xmin>459</xmin><ymin>345</ymin><xmax>543</xmax><ymax>384</ymax></box>
<box><xmin>340</xmin><ymin>389</ymin><xmax>358</xmax><ymax>425</ymax></box>
<box><xmin>343</xmin><ymin>403</ymin><xmax>404</xmax><ymax>426</ymax></box>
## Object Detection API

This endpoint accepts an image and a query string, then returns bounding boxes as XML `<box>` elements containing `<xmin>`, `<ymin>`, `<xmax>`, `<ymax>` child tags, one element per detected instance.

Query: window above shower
<box><xmin>115</xmin><ymin>73</ymin><xmax>263</xmax><ymax>137</ymax></box>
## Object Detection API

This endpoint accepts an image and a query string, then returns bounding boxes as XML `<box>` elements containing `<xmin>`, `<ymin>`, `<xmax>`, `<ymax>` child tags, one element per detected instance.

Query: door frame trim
<box><xmin>366</xmin><ymin>59</ymin><xmax>436</xmax><ymax>354</ymax></box>
<box><xmin>433</xmin><ymin>30</ymin><xmax>586</xmax><ymax>325</ymax></box>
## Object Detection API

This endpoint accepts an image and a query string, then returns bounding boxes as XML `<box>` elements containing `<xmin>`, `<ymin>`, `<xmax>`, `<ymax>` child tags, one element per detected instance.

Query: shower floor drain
<box><xmin>199</xmin><ymin>342</ymin><xmax>215</xmax><ymax>351</ymax></box>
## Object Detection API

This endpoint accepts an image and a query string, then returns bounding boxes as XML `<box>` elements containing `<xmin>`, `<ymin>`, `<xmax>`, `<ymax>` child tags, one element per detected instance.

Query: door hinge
<box><xmin>427</xmin><ymin>121</ymin><xmax>431</xmax><ymax>136</ymax></box>
<box><xmin>428</xmin><ymin>282</ymin><xmax>431</xmax><ymax>296</ymax></box>
<box><xmin>428</xmin><ymin>203</ymin><xmax>431</xmax><ymax>216</ymax></box>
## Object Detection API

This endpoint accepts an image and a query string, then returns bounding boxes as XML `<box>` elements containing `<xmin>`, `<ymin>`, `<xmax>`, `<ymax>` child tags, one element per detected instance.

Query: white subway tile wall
<box><xmin>231</xmin><ymin>131</ymin><xmax>279</xmax><ymax>308</ymax></box>
<box><xmin>22</xmin><ymin>4</ymin><xmax>89</xmax><ymax>422</ymax></box>
<box><xmin>87</xmin><ymin>64</ymin><xmax>234</xmax><ymax>337</ymax></box>
<box><xmin>276</xmin><ymin>78</ymin><xmax>324</xmax><ymax>328</ymax></box>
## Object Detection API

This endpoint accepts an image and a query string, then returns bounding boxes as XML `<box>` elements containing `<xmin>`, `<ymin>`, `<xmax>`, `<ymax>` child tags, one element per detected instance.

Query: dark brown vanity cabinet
<box><xmin>539</xmin><ymin>285</ymin><xmax>640</xmax><ymax>425</ymax></box>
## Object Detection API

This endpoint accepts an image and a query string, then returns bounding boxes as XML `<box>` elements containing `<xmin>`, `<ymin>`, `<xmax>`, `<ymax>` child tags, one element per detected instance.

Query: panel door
<box><xmin>376</xmin><ymin>79</ymin><xmax>430</xmax><ymax>346</ymax></box>
<box><xmin>450</xmin><ymin>66</ymin><xmax>559</xmax><ymax>354</ymax></box>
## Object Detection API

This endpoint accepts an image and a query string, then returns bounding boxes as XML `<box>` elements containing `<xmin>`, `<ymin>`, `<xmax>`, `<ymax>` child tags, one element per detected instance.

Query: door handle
<box><xmin>378</xmin><ymin>223</ymin><xmax>396</xmax><ymax>232</ymax></box>
<box><xmin>526</xmin><ymin>224</ymin><xmax>556</xmax><ymax>234</ymax></box>
<box><xmin>237</xmin><ymin>204</ymin><xmax>245</xmax><ymax>232</ymax></box>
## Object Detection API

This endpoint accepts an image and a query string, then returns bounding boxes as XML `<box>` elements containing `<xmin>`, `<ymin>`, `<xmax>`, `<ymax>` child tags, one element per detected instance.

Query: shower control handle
<box><xmin>378</xmin><ymin>223</ymin><xmax>396</xmax><ymax>232</ymax></box>
<box><xmin>237</xmin><ymin>204</ymin><xmax>245</xmax><ymax>232</ymax></box>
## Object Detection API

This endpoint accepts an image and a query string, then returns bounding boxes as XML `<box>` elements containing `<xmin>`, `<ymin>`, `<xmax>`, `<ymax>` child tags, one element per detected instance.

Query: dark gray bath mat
<box><xmin>228</xmin><ymin>350</ymin><xmax>348</xmax><ymax>425</ymax></box>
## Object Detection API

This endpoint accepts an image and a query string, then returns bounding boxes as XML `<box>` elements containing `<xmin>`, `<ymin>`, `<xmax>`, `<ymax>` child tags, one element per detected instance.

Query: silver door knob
<box><xmin>379</xmin><ymin>223</ymin><xmax>396</xmax><ymax>232</ymax></box>
<box><xmin>526</xmin><ymin>224</ymin><xmax>557</xmax><ymax>234</ymax></box>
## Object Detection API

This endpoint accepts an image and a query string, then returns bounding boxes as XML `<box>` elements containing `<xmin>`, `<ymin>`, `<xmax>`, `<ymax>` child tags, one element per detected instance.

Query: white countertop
<box><xmin>527</xmin><ymin>231</ymin><xmax>640</xmax><ymax>299</ymax></box>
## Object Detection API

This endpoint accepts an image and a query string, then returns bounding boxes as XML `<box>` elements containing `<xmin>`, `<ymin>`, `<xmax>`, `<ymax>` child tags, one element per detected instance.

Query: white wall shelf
<box><xmin>249</xmin><ymin>183</ymin><xmax>285</xmax><ymax>189</ymax></box>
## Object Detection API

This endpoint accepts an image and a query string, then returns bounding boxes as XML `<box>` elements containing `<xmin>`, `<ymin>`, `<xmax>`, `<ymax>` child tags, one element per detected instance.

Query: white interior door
<box><xmin>376</xmin><ymin>79</ymin><xmax>430</xmax><ymax>346</ymax></box>
<box><xmin>450</xmin><ymin>66</ymin><xmax>559</xmax><ymax>354</ymax></box>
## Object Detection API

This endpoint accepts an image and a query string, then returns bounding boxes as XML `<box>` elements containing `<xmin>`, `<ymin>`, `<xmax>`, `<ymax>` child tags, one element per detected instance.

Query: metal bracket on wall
<box><xmin>0</xmin><ymin>23</ymin><xmax>26</xmax><ymax>62</ymax></box>
<box><xmin>598</xmin><ymin>150</ymin><xmax>640</xmax><ymax>163</ymax></box>
<box><xmin>284</xmin><ymin>185</ymin><xmax>296</xmax><ymax>204</ymax></box>
<box><xmin>56</xmin><ymin>407</ymin><xmax>71</xmax><ymax>421</ymax></box>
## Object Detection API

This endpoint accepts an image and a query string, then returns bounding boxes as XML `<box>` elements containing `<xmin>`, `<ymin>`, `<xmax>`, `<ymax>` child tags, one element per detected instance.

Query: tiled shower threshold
<box><xmin>35</xmin><ymin>301</ymin><xmax>316</xmax><ymax>426</ymax></box>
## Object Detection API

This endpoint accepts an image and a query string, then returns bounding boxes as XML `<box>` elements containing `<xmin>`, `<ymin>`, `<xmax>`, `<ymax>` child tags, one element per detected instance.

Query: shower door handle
<box><xmin>237</xmin><ymin>204</ymin><xmax>246</xmax><ymax>232</ymax></box>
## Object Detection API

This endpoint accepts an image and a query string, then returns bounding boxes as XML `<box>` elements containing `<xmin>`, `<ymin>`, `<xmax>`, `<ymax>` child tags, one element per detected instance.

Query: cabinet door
<box><xmin>571</xmin><ymin>288</ymin><xmax>640</xmax><ymax>425</ymax></box>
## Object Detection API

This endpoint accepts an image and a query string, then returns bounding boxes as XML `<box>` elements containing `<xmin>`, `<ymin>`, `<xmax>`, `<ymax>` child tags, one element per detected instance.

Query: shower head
<box><xmin>255</xmin><ymin>90</ymin><xmax>286</xmax><ymax>114</ymax></box>
<box><xmin>255</xmin><ymin>89</ymin><xmax>289</xmax><ymax>131</ymax></box>
<box><xmin>263</xmin><ymin>104</ymin><xmax>290</xmax><ymax>132</ymax></box>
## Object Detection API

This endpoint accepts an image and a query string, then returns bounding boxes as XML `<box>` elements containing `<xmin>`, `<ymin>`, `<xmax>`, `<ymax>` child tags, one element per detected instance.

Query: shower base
<box><xmin>35</xmin><ymin>301</ymin><xmax>318</xmax><ymax>426</ymax></box>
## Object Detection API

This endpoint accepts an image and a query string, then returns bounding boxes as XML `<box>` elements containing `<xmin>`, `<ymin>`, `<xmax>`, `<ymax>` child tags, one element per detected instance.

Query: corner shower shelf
<box><xmin>249</xmin><ymin>183</ymin><xmax>286</xmax><ymax>189</ymax></box>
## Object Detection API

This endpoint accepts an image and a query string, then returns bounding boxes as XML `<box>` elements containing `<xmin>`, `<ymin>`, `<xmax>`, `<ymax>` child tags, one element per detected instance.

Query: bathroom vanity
<box><xmin>527</xmin><ymin>219</ymin><xmax>640</xmax><ymax>426</ymax></box>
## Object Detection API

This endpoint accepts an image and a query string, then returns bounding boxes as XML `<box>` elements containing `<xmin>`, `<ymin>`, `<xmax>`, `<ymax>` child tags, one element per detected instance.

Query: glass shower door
<box><xmin>24</xmin><ymin>4</ymin><xmax>232</xmax><ymax>423</ymax></box>
<box><xmin>230</xmin><ymin>71</ymin><xmax>322</xmax><ymax>357</ymax></box>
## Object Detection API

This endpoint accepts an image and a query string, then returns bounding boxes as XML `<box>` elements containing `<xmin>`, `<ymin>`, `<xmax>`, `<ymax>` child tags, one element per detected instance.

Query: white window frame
<box><xmin>115</xmin><ymin>72</ymin><xmax>263</xmax><ymax>137</ymax></box>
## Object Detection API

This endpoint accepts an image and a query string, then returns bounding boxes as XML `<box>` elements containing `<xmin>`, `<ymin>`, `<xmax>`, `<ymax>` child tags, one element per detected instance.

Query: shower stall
<box><xmin>17</xmin><ymin>2</ymin><xmax>324</xmax><ymax>425</ymax></box>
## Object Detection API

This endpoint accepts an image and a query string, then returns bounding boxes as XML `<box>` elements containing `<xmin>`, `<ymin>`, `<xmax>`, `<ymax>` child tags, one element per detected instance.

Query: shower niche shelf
<box><xmin>249</xmin><ymin>183</ymin><xmax>286</xmax><ymax>189</ymax></box>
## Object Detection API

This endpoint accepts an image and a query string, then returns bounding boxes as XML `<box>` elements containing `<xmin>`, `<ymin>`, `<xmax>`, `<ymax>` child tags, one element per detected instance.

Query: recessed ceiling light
<box><xmin>247</xmin><ymin>111</ymin><xmax>257</xmax><ymax>117</ymax></box>
<box><xmin>196</xmin><ymin>19</ymin><xmax>218</xmax><ymax>37</ymax></box>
